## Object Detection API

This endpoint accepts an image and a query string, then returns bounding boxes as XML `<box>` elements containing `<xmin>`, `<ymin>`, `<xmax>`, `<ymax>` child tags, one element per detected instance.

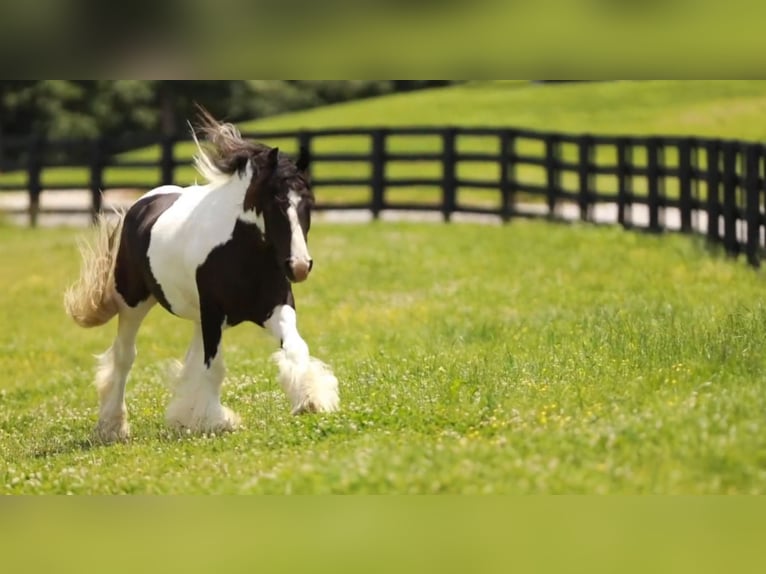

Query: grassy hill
<box><xmin>243</xmin><ymin>80</ymin><xmax>766</xmax><ymax>141</ymax></box>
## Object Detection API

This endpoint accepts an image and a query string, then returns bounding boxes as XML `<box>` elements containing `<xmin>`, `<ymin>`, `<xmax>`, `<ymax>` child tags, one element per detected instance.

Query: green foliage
<box><xmin>0</xmin><ymin>81</ymin><xmax>153</xmax><ymax>141</ymax></box>
<box><xmin>0</xmin><ymin>80</ymin><xmax>457</xmax><ymax>143</ymax></box>
<box><xmin>1</xmin><ymin>221</ymin><xmax>765</xmax><ymax>494</ymax></box>
<box><xmin>0</xmin><ymin>80</ymin><xmax>463</xmax><ymax>167</ymax></box>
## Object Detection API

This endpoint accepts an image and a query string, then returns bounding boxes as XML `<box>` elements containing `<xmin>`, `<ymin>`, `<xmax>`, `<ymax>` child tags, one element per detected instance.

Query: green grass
<box><xmin>3</xmin><ymin>81</ymin><xmax>766</xmax><ymax>208</ymax></box>
<box><xmin>243</xmin><ymin>80</ymin><xmax>766</xmax><ymax>138</ymax></box>
<box><xmin>1</xmin><ymin>220</ymin><xmax>765</xmax><ymax>494</ymax></box>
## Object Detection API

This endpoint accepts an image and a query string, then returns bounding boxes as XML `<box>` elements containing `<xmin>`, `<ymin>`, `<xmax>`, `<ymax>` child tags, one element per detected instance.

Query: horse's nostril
<box><xmin>308</xmin><ymin>260</ymin><xmax>314</xmax><ymax>272</ymax></box>
<box><xmin>285</xmin><ymin>259</ymin><xmax>311</xmax><ymax>282</ymax></box>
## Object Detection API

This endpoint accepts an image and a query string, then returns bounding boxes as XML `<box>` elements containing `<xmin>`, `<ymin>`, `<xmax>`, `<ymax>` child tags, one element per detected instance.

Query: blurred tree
<box><xmin>0</xmin><ymin>80</ymin><xmax>158</xmax><ymax>163</ymax></box>
<box><xmin>151</xmin><ymin>81</ymin><xmax>246</xmax><ymax>136</ymax></box>
<box><xmin>1</xmin><ymin>80</ymin><xmax>86</xmax><ymax>139</ymax></box>
<box><xmin>392</xmin><ymin>80</ymin><xmax>455</xmax><ymax>92</ymax></box>
<box><xmin>0</xmin><ymin>80</ymin><xmax>463</xmax><ymax>165</ymax></box>
<box><xmin>0</xmin><ymin>80</ymin><xmax>156</xmax><ymax>141</ymax></box>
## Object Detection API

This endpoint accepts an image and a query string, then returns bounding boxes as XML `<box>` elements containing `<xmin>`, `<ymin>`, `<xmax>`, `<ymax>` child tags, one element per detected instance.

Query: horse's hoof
<box><xmin>292</xmin><ymin>395</ymin><xmax>340</xmax><ymax>416</ymax></box>
<box><xmin>92</xmin><ymin>419</ymin><xmax>131</xmax><ymax>444</ymax></box>
<box><xmin>166</xmin><ymin>403</ymin><xmax>241</xmax><ymax>435</ymax></box>
<box><xmin>211</xmin><ymin>406</ymin><xmax>242</xmax><ymax>432</ymax></box>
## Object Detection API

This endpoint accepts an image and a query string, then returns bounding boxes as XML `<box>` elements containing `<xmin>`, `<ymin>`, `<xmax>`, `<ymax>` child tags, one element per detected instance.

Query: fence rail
<box><xmin>1</xmin><ymin>127</ymin><xmax>765</xmax><ymax>267</ymax></box>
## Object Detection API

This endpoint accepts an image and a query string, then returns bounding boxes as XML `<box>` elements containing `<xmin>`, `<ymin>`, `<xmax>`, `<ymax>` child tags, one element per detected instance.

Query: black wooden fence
<box><xmin>1</xmin><ymin>127</ymin><xmax>765</xmax><ymax>267</ymax></box>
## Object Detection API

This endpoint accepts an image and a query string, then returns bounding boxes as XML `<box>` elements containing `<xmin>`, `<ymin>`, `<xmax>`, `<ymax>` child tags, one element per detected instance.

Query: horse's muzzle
<box><xmin>287</xmin><ymin>258</ymin><xmax>313</xmax><ymax>283</ymax></box>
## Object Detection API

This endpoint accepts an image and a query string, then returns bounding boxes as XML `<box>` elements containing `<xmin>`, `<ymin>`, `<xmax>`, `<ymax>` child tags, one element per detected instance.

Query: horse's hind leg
<box><xmin>93</xmin><ymin>298</ymin><xmax>155</xmax><ymax>443</ymax></box>
<box><xmin>265</xmin><ymin>305</ymin><xmax>339</xmax><ymax>415</ymax></box>
<box><xmin>165</xmin><ymin>314</ymin><xmax>241</xmax><ymax>433</ymax></box>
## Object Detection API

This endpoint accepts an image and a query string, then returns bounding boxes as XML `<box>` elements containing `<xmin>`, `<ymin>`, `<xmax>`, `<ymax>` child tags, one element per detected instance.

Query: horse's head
<box><xmin>192</xmin><ymin>107</ymin><xmax>316</xmax><ymax>283</ymax></box>
<box><xmin>244</xmin><ymin>146</ymin><xmax>315</xmax><ymax>283</ymax></box>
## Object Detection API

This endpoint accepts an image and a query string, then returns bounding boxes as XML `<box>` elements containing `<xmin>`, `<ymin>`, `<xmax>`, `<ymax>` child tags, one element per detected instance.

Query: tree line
<box><xmin>0</xmin><ymin>80</ymin><xmax>460</xmax><ymax>145</ymax></box>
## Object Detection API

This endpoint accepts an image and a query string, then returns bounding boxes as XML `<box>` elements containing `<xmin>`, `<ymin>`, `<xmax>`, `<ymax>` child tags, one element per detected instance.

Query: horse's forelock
<box><xmin>285</xmin><ymin>175</ymin><xmax>314</xmax><ymax>202</ymax></box>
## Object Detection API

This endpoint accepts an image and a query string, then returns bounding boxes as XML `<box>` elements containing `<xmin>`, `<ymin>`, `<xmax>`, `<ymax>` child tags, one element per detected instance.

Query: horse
<box><xmin>64</xmin><ymin>109</ymin><xmax>340</xmax><ymax>443</ymax></box>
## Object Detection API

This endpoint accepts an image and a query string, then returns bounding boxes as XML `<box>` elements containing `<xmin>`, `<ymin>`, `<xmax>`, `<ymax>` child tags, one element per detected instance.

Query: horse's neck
<box><xmin>202</xmin><ymin>172</ymin><xmax>248</xmax><ymax>200</ymax></box>
<box><xmin>164</xmin><ymin>174</ymin><xmax>250</xmax><ymax>238</ymax></box>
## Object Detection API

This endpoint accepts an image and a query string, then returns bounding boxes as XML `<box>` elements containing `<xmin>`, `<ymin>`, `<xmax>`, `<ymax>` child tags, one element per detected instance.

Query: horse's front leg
<box><xmin>165</xmin><ymin>302</ymin><xmax>241</xmax><ymax>433</ymax></box>
<box><xmin>264</xmin><ymin>305</ymin><xmax>340</xmax><ymax>415</ymax></box>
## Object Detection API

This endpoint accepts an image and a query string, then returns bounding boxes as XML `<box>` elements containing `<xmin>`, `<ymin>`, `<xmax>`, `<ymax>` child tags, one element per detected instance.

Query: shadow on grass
<box><xmin>31</xmin><ymin>437</ymin><xmax>98</xmax><ymax>459</ymax></box>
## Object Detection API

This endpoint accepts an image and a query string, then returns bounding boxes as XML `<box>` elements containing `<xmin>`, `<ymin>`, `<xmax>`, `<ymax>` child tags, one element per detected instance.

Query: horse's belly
<box><xmin>147</xmin><ymin>245</ymin><xmax>200</xmax><ymax>320</ymax></box>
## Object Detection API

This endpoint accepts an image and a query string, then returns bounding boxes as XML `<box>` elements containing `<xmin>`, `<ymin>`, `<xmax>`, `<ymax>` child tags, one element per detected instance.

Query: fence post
<box><xmin>678</xmin><ymin>139</ymin><xmax>693</xmax><ymax>234</ymax></box>
<box><xmin>441</xmin><ymin>128</ymin><xmax>457</xmax><ymax>222</ymax></box>
<box><xmin>297</xmin><ymin>129</ymin><xmax>314</xmax><ymax>204</ymax></box>
<box><xmin>647</xmin><ymin>138</ymin><xmax>662</xmax><ymax>232</ymax></box>
<box><xmin>722</xmin><ymin>142</ymin><xmax>739</xmax><ymax>256</ymax></box>
<box><xmin>27</xmin><ymin>134</ymin><xmax>43</xmax><ymax>228</ymax></box>
<box><xmin>89</xmin><ymin>137</ymin><xmax>106</xmax><ymax>223</ymax></box>
<box><xmin>499</xmin><ymin>130</ymin><xmax>514</xmax><ymax>223</ymax></box>
<box><xmin>616</xmin><ymin>138</ymin><xmax>631</xmax><ymax>227</ymax></box>
<box><xmin>0</xmin><ymin>130</ymin><xmax>5</xmax><ymax>172</ymax></box>
<box><xmin>577</xmin><ymin>136</ymin><xmax>593</xmax><ymax>222</ymax></box>
<box><xmin>298</xmin><ymin>130</ymin><xmax>312</xmax><ymax>173</ymax></box>
<box><xmin>370</xmin><ymin>129</ymin><xmax>387</xmax><ymax>219</ymax></box>
<box><xmin>744</xmin><ymin>145</ymin><xmax>761</xmax><ymax>267</ymax></box>
<box><xmin>545</xmin><ymin>135</ymin><xmax>561</xmax><ymax>219</ymax></box>
<box><xmin>690</xmin><ymin>141</ymin><xmax>700</xmax><ymax>234</ymax></box>
<box><xmin>705</xmin><ymin>141</ymin><xmax>721</xmax><ymax>243</ymax></box>
<box><xmin>160</xmin><ymin>133</ymin><xmax>175</xmax><ymax>186</ymax></box>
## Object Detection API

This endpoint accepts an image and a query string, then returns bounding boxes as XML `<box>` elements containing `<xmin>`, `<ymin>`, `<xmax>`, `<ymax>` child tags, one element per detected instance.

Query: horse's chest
<box><xmin>195</xmin><ymin>221</ymin><xmax>292</xmax><ymax>326</ymax></box>
<box><xmin>147</xmin><ymin>197</ymin><xmax>240</xmax><ymax>321</ymax></box>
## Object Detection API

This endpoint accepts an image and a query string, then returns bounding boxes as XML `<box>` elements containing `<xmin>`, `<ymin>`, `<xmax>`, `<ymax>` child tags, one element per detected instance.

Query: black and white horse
<box><xmin>65</xmin><ymin>110</ymin><xmax>339</xmax><ymax>443</ymax></box>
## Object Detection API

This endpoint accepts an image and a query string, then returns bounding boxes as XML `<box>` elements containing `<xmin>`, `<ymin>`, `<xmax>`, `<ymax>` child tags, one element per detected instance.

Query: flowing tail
<box><xmin>64</xmin><ymin>211</ymin><xmax>124</xmax><ymax>328</ymax></box>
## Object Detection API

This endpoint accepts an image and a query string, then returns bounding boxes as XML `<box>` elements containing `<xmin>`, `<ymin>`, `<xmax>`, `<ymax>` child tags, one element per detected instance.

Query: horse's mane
<box><xmin>190</xmin><ymin>106</ymin><xmax>269</xmax><ymax>185</ymax></box>
<box><xmin>190</xmin><ymin>105</ymin><xmax>311</xmax><ymax>195</ymax></box>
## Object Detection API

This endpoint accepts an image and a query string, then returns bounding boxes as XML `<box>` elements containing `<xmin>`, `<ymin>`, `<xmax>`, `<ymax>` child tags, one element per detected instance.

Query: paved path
<box><xmin>0</xmin><ymin>189</ymin><xmax>706</xmax><ymax>233</ymax></box>
<box><xmin>0</xmin><ymin>190</ymin><xmax>140</xmax><ymax>228</ymax></box>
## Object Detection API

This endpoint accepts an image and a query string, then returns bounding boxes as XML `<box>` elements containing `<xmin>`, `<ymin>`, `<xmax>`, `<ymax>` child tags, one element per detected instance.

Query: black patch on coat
<box><xmin>114</xmin><ymin>193</ymin><xmax>181</xmax><ymax>311</ymax></box>
<box><xmin>196</xmin><ymin>219</ymin><xmax>294</xmax><ymax>366</ymax></box>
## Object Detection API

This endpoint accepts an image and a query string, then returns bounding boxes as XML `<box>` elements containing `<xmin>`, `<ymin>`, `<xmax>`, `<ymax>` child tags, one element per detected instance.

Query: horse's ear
<box><xmin>267</xmin><ymin>147</ymin><xmax>280</xmax><ymax>169</ymax></box>
<box><xmin>296</xmin><ymin>145</ymin><xmax>310</xmax><ymax>173</ymax></box>
<box><xmin>234</xmin><ymin>153</ymin><xmax>250</xmax><ymax>176</ymax></box>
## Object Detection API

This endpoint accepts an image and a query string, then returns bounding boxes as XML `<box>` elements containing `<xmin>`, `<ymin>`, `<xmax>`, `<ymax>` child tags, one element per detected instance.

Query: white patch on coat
<box><xmin>165</xmin><ymin>322</ymin><xmax>241</xmax><ymax>433</ymax></box>
<box><xmin>145</xmin><ymin>166</ymin><xmax>253</xmax><ymax>321</ymax></box>
<box><xmin>287</xmin><ymin>190</ymin><xmax>311</xmax><ymax>265</ymax></box>
<box><xmin>239</xmin><ymin>208</ymin><xmax>265</xmax><ymax>232</ymax></box>
<box><xmin>264</xmin><ymin>305</ymin><xmax>339</xmax><ymax>414</ymax></box>
<box><xmin>264</xmin><ymin>305</ymin><xmax>308</xmax><ymax>358</ymax></box>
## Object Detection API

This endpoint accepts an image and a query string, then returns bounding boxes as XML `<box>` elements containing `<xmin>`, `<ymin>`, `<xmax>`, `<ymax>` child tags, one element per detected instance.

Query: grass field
<box><xmin>3</xmin><ymin>80</ymin><xmax>766</xmax><ymax>209</ymax></box>
<box><xmin>1</xmin><ymin>219</ymin><xmax>765</xmax><ymax>494</ymax></box>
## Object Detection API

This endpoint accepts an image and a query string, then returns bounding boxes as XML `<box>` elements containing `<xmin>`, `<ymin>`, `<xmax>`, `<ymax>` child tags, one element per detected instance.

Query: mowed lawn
<box><xmin>1</xmin><ymin>220</ymin><xmax>765</xmax><ymax>494</ymax></box>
